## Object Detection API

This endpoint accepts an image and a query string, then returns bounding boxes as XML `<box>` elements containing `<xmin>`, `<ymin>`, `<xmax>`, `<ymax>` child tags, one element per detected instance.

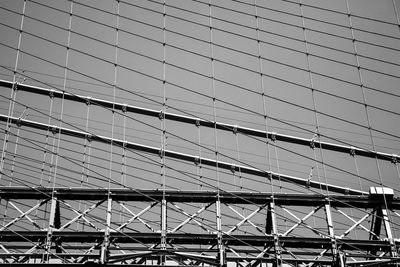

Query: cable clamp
<box><xmin>159</xmin><ymin>149</ymin><xmax>164</xmax><ymax>158</ymax></box>
<box><xmin>310</xmin><ymin>131</ymin><xmax>318</xmax><ymax>149</ymax></box>
<box><xmin>50</xmin><ymin>126</ymin><xmax>58</xmax><ymax>135</ymax></box>
<box><xmin>195</xmin><ymin>119</ymin><xmax>201</xmax><ymax>127</ymax></box>
<box><xmin>344</xmin><ymin>188</ymin><xmax>350</xmax><ymax>195</ymax></box>
<box><xmin>230</xmin><ymin>164</ymin><xmax>235</xmax><ymax>173</ymax></box>
<box><xmin>194</xmin><ymin>157</ymin><xmax>200</xmax><ymax>165</ymax></box>
<box><xmin>49</xmin><ymin>90</ymin><xmax>55</xmax><ymax>99</ymax></box>
<box><xmin>309</xmin><ymin>139</ymin><xmax>315</xmax><ymax>149</ymax></box>
<box><xmin>86</xmin><ymin>133</ymin><xmax>92</xmax><ymax>142</ymax></box>
<box><xmin>270</xmin><ymin>132</ymin><xmax>276</xmax><ymax>142</ymax></box>
<box><xmin>86</xmin><ymin>97</ymin><xmax>92</xmax><ymax>106</ymax></box>
<box><xmin>121</xmin><ymin>104</ymin><xmax>127</xmax><ymax>113</ymax></box>
<box><xmin>392</xmin><ymin>154</ymin><xmax>398</xmax><ymax>164</ymax></box>
<box><xmin>232</xmin><ymin>125</ymin><xmax>238</xmax><ymax>134</ymax></box>
<box><xmin>349</xmin><ymin>147</ymin><xmax>355</xmax><ymax>157</ymax></box>
<box><xmin>306</xmin><ymin>179</ymin><xmax>310</xmax><ymax>188</ymax></box>
<box><xmin>159</xmin><ymin>110</ymin><xmax>164</xmax><ymax>120</ymax></box>
<box><xmin>12</xmin><ymin>82</ymin><xmax>19</xmax><ymax>91</ymax></box>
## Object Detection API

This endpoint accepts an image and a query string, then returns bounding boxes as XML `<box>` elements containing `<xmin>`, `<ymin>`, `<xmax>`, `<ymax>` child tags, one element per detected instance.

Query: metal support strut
<box><xmin>216</xmin><ymin>199</ymin><xmax>225</xmax><ymax>267</ymax></box>
<box><xmin>101</xmin><ymin>197</ymin><xmax>112</xmax><ymax>264</ymax></box>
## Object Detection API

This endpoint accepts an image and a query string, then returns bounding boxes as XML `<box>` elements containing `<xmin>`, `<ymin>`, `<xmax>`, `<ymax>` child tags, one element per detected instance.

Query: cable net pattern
<box><xmin>0</xmin><ymin>0</ymin><xmax>399</xmax><ymax>266</ymax></box>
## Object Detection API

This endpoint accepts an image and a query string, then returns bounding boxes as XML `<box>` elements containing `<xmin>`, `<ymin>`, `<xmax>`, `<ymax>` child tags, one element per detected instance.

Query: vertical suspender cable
<box><xmin>196</xmin><ymin>121</ymin><xmax>202</xmax><ymax>190</ymax></box>
<box><xmin>36</xmin><ymin>92</ymin><xmax>54</xmax><ymax>230</ymax></box>
<box><xmin>346</xmin><ymin>1</ymin><xmax>398</xmax><ymax>256</ymax></box>
<box><xmin>45</xmin><ymin>0</ymin><xmax>74</xmax><ymax>262</ymax></box>
<box><xmin>345</xmin><ymin>0</ymin><xmax>392</xmax><ymax>218</ymax></box>
<box><xmin>394</xmin><ymin>0</ymin><xmax>400</xmax><ymax>29</ymax></box>
<box><xmin>208</xmin><ymin>1</ymin><xmax>224</xmax><ymax>266</ymax></box>
<box><xmin>254</xmin><ymin>1</ymin><xmax>281</xmax><ymax>265</ymax></box>
<box><xmin>234</xmin><ymin>129</ymin><xmax>242</xmax><ymax>191</ymax></box>
<box><xmin>0</xmin><ymin>0</ymin><xmax>26</xmax><ymax>234</ymax></box>
<box><xmin>299</xmin><ymin>0</ymin><xmax>338</xmax><ymax>263</ymax></box>
<box><xmin>79</xmin><ymin>96</ymin><xmax>91</xmax><ymax>231</ymax></box>
<box><xmin>0</xmin><ymin>0</ymin><xmax>26</xmax><ymax>182</ymax></box>
<box><xmin>120</xmin><ymin>103</ymin><xmax>127</xmax><ymax>225</ymax></box>
<box><xmin>160</xmin><ymin>0</ymin><xmax>168</xmax><ymax>261</ymax></box>
<box><xmin>299</xmin><ymin>1</ymin><xmax>332</xmax><ymax>193</ymax></box>
<box><xmin>392</xmin><ymin>0</ymin><xmax>400</xmax><ymax>189</ymax></box>
<box><xmin>298</xmin><ymin>1</ymin><xmax>324</xmax><ymax>194</ymax></box>
<box><xmin>101</xmin><ymin>0</ymin><xmax>120</xmax><ymax>263</ymax></box>
<box><xmin>50</xmin><ymin>0</ymin><xmax>73</xmax><ymax>191</ymax></box>
<box><xmin>39</xmin><ymin>94</ymin><xmax>54</xmax><ymax>187</ymax></box>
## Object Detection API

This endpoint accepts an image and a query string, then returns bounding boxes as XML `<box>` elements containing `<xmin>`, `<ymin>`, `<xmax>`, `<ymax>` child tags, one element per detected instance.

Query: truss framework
<box><xmin>0</xmin><ymin>187</ymin><xmax>399</xmax><ymax>266</ymax></box>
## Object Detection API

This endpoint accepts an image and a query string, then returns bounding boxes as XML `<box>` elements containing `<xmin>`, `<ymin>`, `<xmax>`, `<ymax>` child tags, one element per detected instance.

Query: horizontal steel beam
<box><xmin>0</xmin><ymin>231</ymin><xmax>397</xmax><ymax>251</ymax></box>
<box><xmin>1</xmin><ymin>79</ymin><xmax>398</xmax><ymax>163</ymax></box>
<box><xmin>0</xmin><ymin>187</ymin><xmax>397</xmax><ymax>208</ymax></box>
<box><xmin>0</xmin><ymin>114</ymin><xmax>366</xmax><ymax>195</ymax></box>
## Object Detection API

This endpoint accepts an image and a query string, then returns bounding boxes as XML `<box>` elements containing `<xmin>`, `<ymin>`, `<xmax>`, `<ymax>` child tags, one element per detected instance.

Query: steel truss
<box><xmin>1</xmin><ymin>80</ymin><xmax>399</xmax><ymax>266</ymax></box>
<box><xmin>0</xmin><ymin>187</ymin><xmax>399</xmax><ymax>266</ymax></box>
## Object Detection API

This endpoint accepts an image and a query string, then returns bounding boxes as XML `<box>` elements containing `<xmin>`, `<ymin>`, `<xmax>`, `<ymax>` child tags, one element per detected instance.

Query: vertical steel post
<box><xmin>382</xmin><ymin>208</ymin><xmax>398</xmax><ymax>258</ymax></box>
<box><xmin>269</xmin><ymin>201</ymin><xmax>282</xmax><ymax>267</ymax></box>
<box><xmin>160</xmin><ymin>199</ymin><xmax>167</xmax><ymax>265</ymax></box>
<box><xmin>101</xmin><ymin>197</ymin><xmax>112</xmax><ymax>264</ymax></box>
<box><xmin>45</xmin><ymin>197</ymin><xmax>57</xmax><ymax>262</ymax></box>
<box><xmin>325</xmin><ymin>201</ymin><xmax>339</xmax><ymax>266</ymax></box>
<box><xmin>216</xmin><ymin>199</ymin><xmax>225</xmax><ymax>267</ymax></box>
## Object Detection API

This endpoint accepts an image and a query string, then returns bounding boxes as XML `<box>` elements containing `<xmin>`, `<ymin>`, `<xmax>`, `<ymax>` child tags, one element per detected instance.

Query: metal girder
<box><xmin>0</xmin><ymin>231</ymin><xmax>397</xmax><ymax>254</ymax></box>
<box><xmin>100</xmin><ymin>197</ymin><xmax>112</xmax><ymax>264</ymax></box>
<box><xmin>225</xmin><ymin>203</ymin><xmax>267</xmax><ymax>235</ymax></box>
<box><xmin>116</xmin><ymin>202</ymin><xmax>157</xmax><ymax>232</ymax></box>
<box><xmin>170</xmin><ymin>202</ymin><xmax>213</xmax><ymax>234</ymax></box>
<box><xmin>0</xmin><ymin>198</ymin><xmax>49</xmax><ymax>231</ymax></box>
<box><xmin>381</xmin><ymin>207</ymin><xmax>398</xmax><ymax>258</ymax></box>
<box><xmin>45</xmin><ymin>197</ymin><xmax>58</xmax><ymax>262</ymax></box>
<box><xmin>215</xmin><ymin>199</ymin><xmax>225</xmax><ymax>267</ymax></box>
<box><xmin>0</xmin><ymin>114</ymin><xmax>367</xmax><ymax>195</ymax></box>
<box><xmin>1</xmin><ymin>79</ymin><xmax>398</xmax><ymax>163</ymax></box>
<box><xmin>1</xmin><ymin>187</ymin><xmax>399</xmax><ymax>207</ymax></box>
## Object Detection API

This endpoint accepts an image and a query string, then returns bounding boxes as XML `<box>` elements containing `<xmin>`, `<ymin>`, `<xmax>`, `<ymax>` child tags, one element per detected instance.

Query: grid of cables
<box><xmin>0</xmin><ymin>0</ymin><xmax>399</xmax><ymax>265</ymax></box>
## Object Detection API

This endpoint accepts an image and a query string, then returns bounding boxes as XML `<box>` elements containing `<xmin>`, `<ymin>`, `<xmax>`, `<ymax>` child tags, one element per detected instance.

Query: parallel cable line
<box><xmin>1</xmin><ymin>13</ymin><xmax>398</xmax><ymax>119</ymax></box>
<box><xmin>69</xmin><ymin>1</ymin><xmax>400</xmax><ymax>99</ymax></box>
<box><xmin>0</xmin><ymin>114</ymin><xmax>366</xmax><ymax>196</ymax></box>
<box><xmin>282</xmin><ymin>0</ymin><xmax>400</xmax><ymax>26</ymax></box>
<box><xmin>1</xmin><ymin>65</ymin><xmax>398</xmax><ymax>149</ymax></box>
<box><xmin>0</xmin><ymin>1</ymin><xmax>399</xmax><ymax>265</ymax></box>
<box><xmin>7</xmin><ymin>2</ymin><xmax>400</xmax><ymax>103</ymax></box>
<box><xmin>229</xmin><ymin>0</ymin><xmax>400</xmax><ymax>42</ymax></box>
<box><xmin>1</xmin><ymin>79</ymin><xmax>397</xmax><ymax>163</ymax></box>
<box><xmin>0</xmin><ymin>77</ymin><xmax>395</xmax><ymax>195</ymax></box>
<box><xmin>1</xmin><ymin>19</ymin><xmax>399</xmax><ymax>143</ymax></box>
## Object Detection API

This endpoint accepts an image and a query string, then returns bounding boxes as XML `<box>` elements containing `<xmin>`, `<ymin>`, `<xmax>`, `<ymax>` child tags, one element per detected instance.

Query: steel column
<box><xmin>101</xmin><ymin>197</ymin><xmax>112</xmax><ymax>264</ymax></box>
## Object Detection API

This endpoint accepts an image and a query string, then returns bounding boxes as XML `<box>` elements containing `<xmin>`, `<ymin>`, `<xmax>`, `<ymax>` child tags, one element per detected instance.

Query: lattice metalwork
<box><xmin>0</xmin><ymin>0</ymin><xmax>399</xmax><ymax>266</ymax></box>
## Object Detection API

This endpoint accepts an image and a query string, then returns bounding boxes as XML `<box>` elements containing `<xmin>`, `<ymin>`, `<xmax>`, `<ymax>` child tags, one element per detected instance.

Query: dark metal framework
<box><xmin>1</xmin><ymin>80</ymin><xmax>400</xmax><ymax>266</ymax></box>
<box><xmin>0</xmin><ymin>187</ymin><xmax>399</xmax><ymax>266</ymax></box>
<box><xmin>0</xmin><ymin>0</ymin><xmax>399</xmax><ymax>265</ymax></box>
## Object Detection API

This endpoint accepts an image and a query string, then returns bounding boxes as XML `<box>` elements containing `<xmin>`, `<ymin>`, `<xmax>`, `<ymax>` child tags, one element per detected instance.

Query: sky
<box><xmin>0</xmin><ymin>0</ymin><xmax>399</xmax><ymax>265</ymax></box>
